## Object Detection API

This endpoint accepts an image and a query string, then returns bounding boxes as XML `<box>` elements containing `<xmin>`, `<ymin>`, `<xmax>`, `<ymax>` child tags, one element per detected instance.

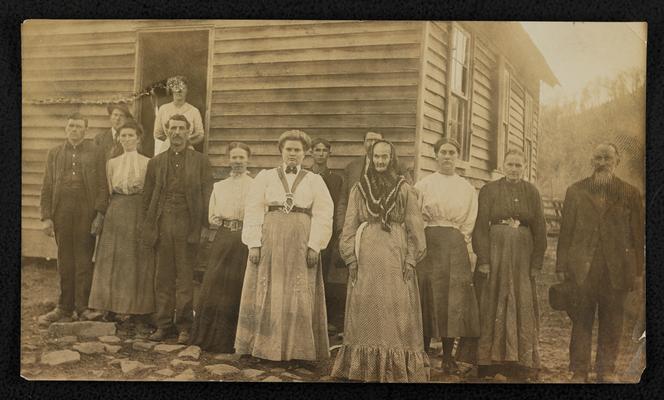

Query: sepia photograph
<box><xmin>20</xmin><ymin>19</ymin><xmax>646</xmax><ymax>383</ymax></box>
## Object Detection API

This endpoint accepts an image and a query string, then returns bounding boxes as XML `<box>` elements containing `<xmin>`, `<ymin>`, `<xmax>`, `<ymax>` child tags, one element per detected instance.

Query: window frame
<box><xmin>446</xmin><ymin>23</ymin><xmax>474</xmax><ymax>164</ymax></box>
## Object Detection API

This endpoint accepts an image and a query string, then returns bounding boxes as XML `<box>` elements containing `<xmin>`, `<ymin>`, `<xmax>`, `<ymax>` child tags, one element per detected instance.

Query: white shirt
<box><xmin>106</xmin><ymin>150</ymin><xmax>149</xmax><ymax>195</ymax></box>
<box><xmin>208</xmin><ymin>172</ymin><xmax>253</xmax><ymax>225</ymax></box>
<box><xmin>414</xmin><ymin>172</ymin><xmax>478</xmax><ymax>243</ymax></box>
<box><xmin>242</xmin><ymin>166</ymin><xmax>333</xmax><ymax>252</ymax></box>
<box><xmin>153</xmin><ymin>102</ymin><xmax>204</xmax><ymax>154</ymax></box>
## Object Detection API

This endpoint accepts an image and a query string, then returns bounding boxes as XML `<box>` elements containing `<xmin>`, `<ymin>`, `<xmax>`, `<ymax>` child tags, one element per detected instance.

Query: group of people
<box><xmin>37</xmin><ymin>76</ymin><xmax>643</xmax><ymax>383</ymax></box>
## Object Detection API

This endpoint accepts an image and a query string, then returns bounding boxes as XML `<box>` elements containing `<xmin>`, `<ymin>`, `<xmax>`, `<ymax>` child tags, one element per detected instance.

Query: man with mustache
<box><xmin>142</xmin><ymin>114</ymin><xmax>213</xmax><ymax>344</ymax></box>
<box><xmin>556</xmin><ymin>143</ymin><xmax>644</xmax><ymax>383</ymax></box>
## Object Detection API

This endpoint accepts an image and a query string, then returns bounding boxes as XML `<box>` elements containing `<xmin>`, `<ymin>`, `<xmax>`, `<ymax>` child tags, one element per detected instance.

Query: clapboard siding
<box><xmin>22</xmin><ymin>21</ymin><xmax>139</xmax><ymax>259</ymax></box>
<box><xmin>209</xmin><ymin>21</ymin><xmax>423</xmax><ymax>173</ymax></box>
<box><xmin>417</xmin><ymin>21</ymin><xmax>449</xmax><ymax>174</ymax></box>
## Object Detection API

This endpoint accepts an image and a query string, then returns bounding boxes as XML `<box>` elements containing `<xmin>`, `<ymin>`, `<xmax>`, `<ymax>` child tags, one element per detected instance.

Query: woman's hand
<box><xmin>348</xmin><ymin>262</ymin><xmax>358</xmax><ymax>287</ymax></box>
<box><xmin>306</xmin><ymin>248</ymin><xmax>319</xmax><ymax>268</ymax></box>
<box><xmin>249</xmin><ymin>247</ymin><xmax>261</xmax><ymax>265</ymax></box>
<box><xmin>42</xmin><ymin>219</ymin><xmax>55</xmax><ymax>237</ymax></box>
<box><xmin>530</xmin><ymin>268</ymin><xmax>541</xmax><ymax>278</ymax></box>
<box><xmin>403</xmin><ymin>263</ymin><xmax>415</xmax><ymax>283</ymax></box>
<box><xmin>90</xmin><ymin>212</ymin><xmax>104</xmax><ymax>236</ymax></box>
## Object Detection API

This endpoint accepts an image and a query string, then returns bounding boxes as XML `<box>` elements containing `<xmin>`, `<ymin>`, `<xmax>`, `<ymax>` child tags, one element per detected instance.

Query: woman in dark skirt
<box><xmin>414</xmin><ymin>137</ymin><xmax>480</xmax><ymax>374</ymax></box>
<box><xmin>468</xmin><ymin>148</ymin><xmax>547</xmax><ymax>380</ymax></box>
<box><xmin>88</xmin><ymin>121</ymin><xmax>154</xmax><ymax>334</ymax></box>
<box><xmin>190</xmin><ymin>142</ymin><xmax>253</xmax><ymax>353</ymax></box>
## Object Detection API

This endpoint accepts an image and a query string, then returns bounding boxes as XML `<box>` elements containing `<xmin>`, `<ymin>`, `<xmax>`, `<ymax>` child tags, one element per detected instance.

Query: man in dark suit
<box><xmin>94</xmin><ymin>104</ymin><xmax>132</xmax><ymax>161</ymax></box>
<box><xmin>556</xmin><ymin>143</ymin><xmax>644</xmax><ymax>383</ymax></box>
<box><xmin>38</xmin><ymin>113</ymin><xmax>108</xmax><ymax>326</ymax></box>
<box><xmin>335</xmin><ymin>132</ymin><xmax>413</xmax><ymax>232</ymax></box>
<box><xmin>309</xmin><ymin>137</ymin><xmax>344</xmax><ymax>334</ymax></box>
<box><xmin>142</xmin><ymin>114</ymin><xmax>213</xmax><ymax>344</ymax></box>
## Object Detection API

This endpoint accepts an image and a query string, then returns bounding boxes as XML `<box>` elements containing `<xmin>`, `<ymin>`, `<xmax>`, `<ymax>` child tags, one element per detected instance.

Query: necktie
<box><xmin>285</xmin><ymin>166</ymin><xmax>297</xmax><ymax>174</ymax></box>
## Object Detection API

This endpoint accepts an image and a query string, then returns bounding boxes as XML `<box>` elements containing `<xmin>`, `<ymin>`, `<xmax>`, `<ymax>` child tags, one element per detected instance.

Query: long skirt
<box><xmin>190</xmin><ymin>227</ymin><xmax>248</xmax><ymax>353</ymax></box>
<box><xmin>234</xmin><ymin>211</ymin><xmax>330</xmax><ymax>361</ymax></box>
<box><xmin>331</xmin><ymin>222</ymin><xmax>430</xmax><ymax>382</ymax></box>
<box><xmin>459</xmin><ymin>225</ymin><xmax>540</xmax><ymax>369</ymax></box>
<box><xmin>418</xmin><ymin>226</ymin><xmax>480</xmax><ymax>339</ymax></box>
<box><xmin>88</xmin><ymin>193</ymin><xmax>155</xmax><ymax>314</ymax></box>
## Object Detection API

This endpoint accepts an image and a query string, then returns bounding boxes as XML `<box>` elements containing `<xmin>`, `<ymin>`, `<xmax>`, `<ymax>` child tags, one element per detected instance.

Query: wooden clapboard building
<box><xmin>22</xmin><ymin>20</ymin><xmax>557</xmax><ymax>259</ymax></box>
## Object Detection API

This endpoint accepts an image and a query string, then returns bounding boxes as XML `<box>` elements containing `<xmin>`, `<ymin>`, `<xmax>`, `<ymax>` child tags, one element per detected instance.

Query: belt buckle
<box><xmin>230</xmin><ymin>220</ymin><xmax>241</xmax><ymax>231</ymax></box>
<box><xmin>507</xmin><ymin>218</ymin><xmax>520</xmax><ymax>228</ymax></box>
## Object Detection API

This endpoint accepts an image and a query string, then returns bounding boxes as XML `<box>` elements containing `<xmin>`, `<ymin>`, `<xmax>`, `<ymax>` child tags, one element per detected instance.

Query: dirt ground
<box><xmin>20</xmin><ymin>237</ymin><xmax>644</xmax><ymax>383</ymax></box>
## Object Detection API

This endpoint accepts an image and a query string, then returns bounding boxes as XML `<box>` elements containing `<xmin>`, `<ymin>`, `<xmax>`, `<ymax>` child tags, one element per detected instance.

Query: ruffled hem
<box><xmin>331</xmin><ymin>344</ymin><xmax>430</xmax><ymax>383</ymax></box>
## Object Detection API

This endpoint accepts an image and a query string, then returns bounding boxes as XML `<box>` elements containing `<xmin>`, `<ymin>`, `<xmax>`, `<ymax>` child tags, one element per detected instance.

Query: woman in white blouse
<box><xmin>88</xmin><ymin>120</ymin><xmax>154</xmax><ymax>335</ymax></box>
<box><xmin>235</xmin><ymin>130</ymin><xmax>334</xmax><ymax>362</ymax></box>
<box><xmin>190</xmin><ymin>142</ymin><xmax>253</xmax><ymax>353</ymax></box>
<box><xmin>153</xmin><ymin>75</ymin><xmax>204</xmax><ymax>155</ymax></box>
<box><xmin>414</xmin><ymin>137</ymin><xmax>480</xmax><ymax>374</ymax></box>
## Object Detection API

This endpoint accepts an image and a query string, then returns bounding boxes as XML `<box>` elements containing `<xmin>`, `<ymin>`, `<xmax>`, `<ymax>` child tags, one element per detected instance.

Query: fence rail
<box><xmin>542</xmin><ymin>196</ymin><xmax>564</xmax><ymax>237</ymax></box>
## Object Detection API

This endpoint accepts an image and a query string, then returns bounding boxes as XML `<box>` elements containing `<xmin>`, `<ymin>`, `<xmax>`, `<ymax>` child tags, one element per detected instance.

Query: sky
<box><xmin>521</xmin><ymin>22</ymin><xmax>647</xmax><ymax>105</ymax></box>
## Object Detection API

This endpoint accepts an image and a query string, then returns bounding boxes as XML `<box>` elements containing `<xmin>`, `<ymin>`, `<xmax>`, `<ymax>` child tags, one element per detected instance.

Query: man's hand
<box><xmin>403</xmin><ymin>264</ymin><xmax>415</xmax><ymax>282</ymax></box>
<box><xmin>306</xmin><ymin>248</ymin><xmax>319</xmax><ymax>268</ymax></box>
<box><xmin>530</xmin><ymin>268</ymin><xmax>541</xmax><ymax>278</ymax></box>
<box><xmin>556</xmin><ymin>272</ymin><xmax>566</xmax><ymax>282</ymax></box>
<box><xmin>249</xmin><ymin>247</ymin><xmax>261</xmax><ymax>265</ymax></box>
<box><xmin>477</xmin><ymin>263</ymin><xmax>490</xmax><ymax>279</ymax></box>
<box><xmin>91</xmin><ymin>212</ymin><xmax>104</xmax><ymax>236</ymax></box>
<box><xmin>42</xmin><ymin>219</ymin><xmax>55</xmax><ymax>237</ymax></box>
<box><xmin>348</xmin><ymin>262</ymin><xmax>358</xmax><ymax>287</ymax></box>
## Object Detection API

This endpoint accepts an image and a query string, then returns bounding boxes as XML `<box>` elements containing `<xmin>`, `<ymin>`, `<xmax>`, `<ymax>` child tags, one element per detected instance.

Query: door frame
<box><xmin>133</xmin><ymin>24</ymin><xmax>215</xmax><ymax>155</ymax></box>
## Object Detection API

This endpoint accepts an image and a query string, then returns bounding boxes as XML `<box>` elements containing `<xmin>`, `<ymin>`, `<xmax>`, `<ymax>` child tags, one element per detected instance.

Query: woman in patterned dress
<box><xmin>331</xmin><ymin>140</ymin><xmax>429</xmax><ymax>382</ymax></box>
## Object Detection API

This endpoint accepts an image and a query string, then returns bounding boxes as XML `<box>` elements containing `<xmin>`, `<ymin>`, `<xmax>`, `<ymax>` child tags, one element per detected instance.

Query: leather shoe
<box><xmin>570</xmin><ymin>372</ymin><xmax>588</xmax><ymax>383</ymax></box>
<box><xmin>148</xmin><ymin>328</ymin><xmax>175</xmax><ymax>342</ymax></box>
<box><xmin>177</xmin><ymin>330</ymin><xmax>190</xmax><ymax>345</ymax></box>
<box><xmin>78</xmin><ymin>309</ymin><xmax>104</xmax><ymax>321</ymax></box>
<box><xmin>38</xmin><ymin>307</ymin><xmax>72</xmax><ymax>327</ymax></box>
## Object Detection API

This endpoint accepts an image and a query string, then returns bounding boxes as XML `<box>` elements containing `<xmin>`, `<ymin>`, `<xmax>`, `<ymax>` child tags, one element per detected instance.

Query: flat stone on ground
<box><xmin>22</xmin><ymin>344</ymin><xmax>39</xmax><ymax>351</ymax></box>
<box><xmin>98</xmin><ymin>335</ymin><xmax>121</xmax><ymax>344</ymax></box>
<box><xmin>40</xmin><ymin>350</ymin><xmax>80</xmax><ymax>366</ymax></box>
<box><xmin>168</xmin><ymin>368</ymin><xmax>196</xmax><ymax>381</ymax></box>
<box><xmin>294</xmin><ymin>367</ymin><xmax>314</xmax><ymax>375</ymax></box>
<box><xmin>171</xmin><ymin>359</ymin><xmax>200</xmax><ymax>368</ymax></box>
<box><xmin>270</xmin><ymin>367</ymin><xmax>286</xmax><ymax>373</ymax></box>
<box><xmin>178</xmin><ymin>345</ymin><xmax>201</xmax><ymax>360</ymax></box>
<box><xmin>214</xmin><ymin>353</ymin><xmax>241</xmax><ymax>362</ymax></box>
<box><xmin>47</xmin><ymin>335</ymin><xmax>78</xmax><ymax>345</ymax></box>
<box><xmin>132</xmin><ymin>341</ymin><xmax>156</xmax><ymax>351</ymax></box>
<box><xmin>104</xmin><ymin>344</ymin><xmax>122</xmax><ymax>354</ymax></box>
<box><xmin>281</xmin><ymin>372</ymin><xmax>301</xmax><ymax>380</ymax></box>
<box><xmin>154</xmin><ymin>344</ymin><xmax>186</xmax><ymax>354</ymax></box>
<box><xmin>73</xmin><ymin>342</ymin><xmax>107</xmax><ymax>355</ymax></box>
<box><xmin>120</xmin><ymin>360</ymin><xmax>155</xmax><ymax>374</ymax></box>
<box><xmin>241</xmin><ymin>368</ymin><xmax>265</xmax><ymax>379</ymax></box>
<box><xmin>155</xmin><ymin>368</ymin><xmax>175</xmax><ymax>377</ymax></box>
<box><xmin>493</xmin><ymin>373</ymin><xmax>508</xmax><ymax>382</ymax></box>
<box><xmin>22</xmin><ymin>354</ymin><xmax>38</xmax><ymax>365</ymax></box>
<box><xmin>262</xmin><ymin>375</ymin><xmax>283</xmax><ymax>382</ymax></box>
<box><xmin>48</xmin><ymin>321</ymin><xmax>116</xmax><ymax>338</ymax></box>
<box><xmin>205</xmin><ymin>364</ymin><xmax>241</xmax><ymax>377</ymax></box>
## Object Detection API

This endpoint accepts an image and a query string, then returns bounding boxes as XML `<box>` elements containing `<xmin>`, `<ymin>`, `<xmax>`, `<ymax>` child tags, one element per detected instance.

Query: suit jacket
<box><xmin>311</xmin><ymin>167</ymin><xmax>344</xmax><ymax>235</ymax></box>
<box><xmin>40</xmin><ymin>140</ymin><xmax>108</xmax><ymax>223</ymax></box>
<box><xmin>94</xmin><ymin>129</ymin><xmax>116</xmax><ymax>160</ymax></box>
<box><xmin>335</xmin><ymin>156</ymin><xmax>414</xmax><ymax>232</ymax></box>
<box><xmin>141</xmin><ymin>148</ymin><xmax>213</xmax><ymax>246</ymax></box>
<box><xmin>94</xmin><ymin>128</ymin><xmax>147</xmax><ymax>161</ymax></box>
<box><xmin>556</xmin><ymin>176</ymin><xmax>644</xmax><ymax>291</ymax></box>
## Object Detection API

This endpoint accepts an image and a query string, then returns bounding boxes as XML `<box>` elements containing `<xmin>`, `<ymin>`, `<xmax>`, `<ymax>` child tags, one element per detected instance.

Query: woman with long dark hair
<box><xmin>331</xmin><ymin>140</ymin><xmax>429</xmax><ymax>382</ymax></box>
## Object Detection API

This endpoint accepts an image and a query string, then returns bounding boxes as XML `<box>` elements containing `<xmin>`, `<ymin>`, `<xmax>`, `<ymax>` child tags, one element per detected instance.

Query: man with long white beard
<box><xmin>556</xmin><ymin>143</ymin><xmax>644</xmax><ymax>383</ymax></box>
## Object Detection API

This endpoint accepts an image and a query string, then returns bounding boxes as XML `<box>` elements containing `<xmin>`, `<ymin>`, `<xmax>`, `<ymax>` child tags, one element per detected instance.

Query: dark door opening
<box><xmin>137</xmin><ymin>30</ymin><xmax>209</xmax><ymax>156</ymax></box>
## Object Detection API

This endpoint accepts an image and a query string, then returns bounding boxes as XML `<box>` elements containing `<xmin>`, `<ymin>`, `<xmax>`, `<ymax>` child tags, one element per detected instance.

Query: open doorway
<box><xmin>136</xmin><ymin>29</ymin><xmax>210</xmax><ymax>156</ymax></box>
